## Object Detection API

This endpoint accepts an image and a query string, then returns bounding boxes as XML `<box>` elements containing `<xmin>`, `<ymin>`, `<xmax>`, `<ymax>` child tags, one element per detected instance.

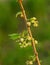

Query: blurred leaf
<box><xmin>16</xmin><ymin>11</ymin><xmax>22</xmax><ymax>18</ymax></box>
<box><xmin>16</xmin><ymin>0</ymin><xmax>18</xmax><ymax>2</ymax></box>
<box><xmin>9</xmin><ymin>33</ymin><xmax>20</xmax><ymax>40</ymax></box>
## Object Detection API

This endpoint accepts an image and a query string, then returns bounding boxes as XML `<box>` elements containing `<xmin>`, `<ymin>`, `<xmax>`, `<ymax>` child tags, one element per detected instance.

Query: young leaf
<box><xmin>16</xmin><ymin>12</ymin><xmax>22</xmax><ymax>18</ymax></box>
<box><xmin>9</xmin><ymin>33</ymin><xmax>20</xmax><ymax>40</ymax></box>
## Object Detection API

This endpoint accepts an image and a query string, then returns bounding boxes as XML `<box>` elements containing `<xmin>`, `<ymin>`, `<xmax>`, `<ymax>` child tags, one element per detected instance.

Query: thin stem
<box><xmin>18</xmin><ymin>0</ymin><xmax>41</xmax><ymax>65</ymax></box>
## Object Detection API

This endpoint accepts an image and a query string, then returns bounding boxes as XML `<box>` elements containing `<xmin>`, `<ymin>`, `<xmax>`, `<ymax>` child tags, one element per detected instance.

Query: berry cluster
<box><xmin>27</xmin><ymin>17</ymin><xmax>38</xmax><ymax>27</ymax></box>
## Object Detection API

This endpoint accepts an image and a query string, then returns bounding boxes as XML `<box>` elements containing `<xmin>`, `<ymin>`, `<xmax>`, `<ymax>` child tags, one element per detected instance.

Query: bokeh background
<box><xmin>0</xmin><ymin>0</ymin><xmax>50</xmax><ymax>65</ymax></box>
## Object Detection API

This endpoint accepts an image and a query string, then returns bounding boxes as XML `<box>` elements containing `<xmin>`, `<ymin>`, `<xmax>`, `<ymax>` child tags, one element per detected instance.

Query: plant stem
<box><xmin>18</xmin><ymin>0</ymin><xmax>41</xmax><ymax>65</ymax></box>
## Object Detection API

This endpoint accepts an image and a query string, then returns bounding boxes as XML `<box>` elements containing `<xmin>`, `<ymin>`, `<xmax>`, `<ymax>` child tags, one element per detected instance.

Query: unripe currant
<box><xmin>20</xmin><ymin>38</ymin><xmax>24</xmax><ymax>42</ymax></box>
<box><xmin>27</xmin><ymin>36</ymin><xmax>31</xmax><ymax>40</ymax></box>
<box><xmin>20</xmin><ymin>14</ymin><xmax>23</xmax><ymax>18</ymax></box>
<box><xmin>35</xmin><ymin>40</ymin><xmax>38</xmax><ymax>44</ymax></box>
<box><xmin>31</xmin><ymin>20</ymin><xmax>35</xmax><ymax>23</ymax></box>
<box><xmin>32</xmin><ymin>17</ymin><xmax>37</xmax><ymax>21</ymax></box>
<box><xmin>27</xmin><ymin>22</ymin><xmax>31</xmax><ymax>27</ymax></box>
<box><xmin>33</xmin><ymin>23</ymin><xmax>38</xmax><ymax>27</ymax></box>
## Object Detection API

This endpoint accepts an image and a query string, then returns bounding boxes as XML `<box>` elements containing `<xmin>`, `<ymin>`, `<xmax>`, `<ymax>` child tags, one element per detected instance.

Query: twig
<box><xmin>18</xmin><ymin>0</ymin><xmax>41</xmax><ymax>65</ymax></box>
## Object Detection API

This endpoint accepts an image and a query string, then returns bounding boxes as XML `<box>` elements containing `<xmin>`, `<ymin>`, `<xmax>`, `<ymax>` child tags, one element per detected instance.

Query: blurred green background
<box><xmin>0</xmin><ymin>0</ymin><xmax>50</xmax><ymax>65</ymax></box>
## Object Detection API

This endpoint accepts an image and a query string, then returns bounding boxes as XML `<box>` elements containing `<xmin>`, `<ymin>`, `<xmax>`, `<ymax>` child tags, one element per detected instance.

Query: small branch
<box><xmin>18</xmin><ymin>0</ymin><xmax>41</xmax><ymax>65</ymax></box>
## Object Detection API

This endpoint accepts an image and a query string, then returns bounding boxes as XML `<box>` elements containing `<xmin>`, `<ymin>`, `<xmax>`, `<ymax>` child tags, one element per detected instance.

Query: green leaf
<box><xmin>16</xmin><ymin>12</ymin><xmax>22</xmax><ymax>18</ymax></box>
<box><xmin>9</xmin><ymin>33</ymin><xmax>20</xmax><ymax>40</ymax></box>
